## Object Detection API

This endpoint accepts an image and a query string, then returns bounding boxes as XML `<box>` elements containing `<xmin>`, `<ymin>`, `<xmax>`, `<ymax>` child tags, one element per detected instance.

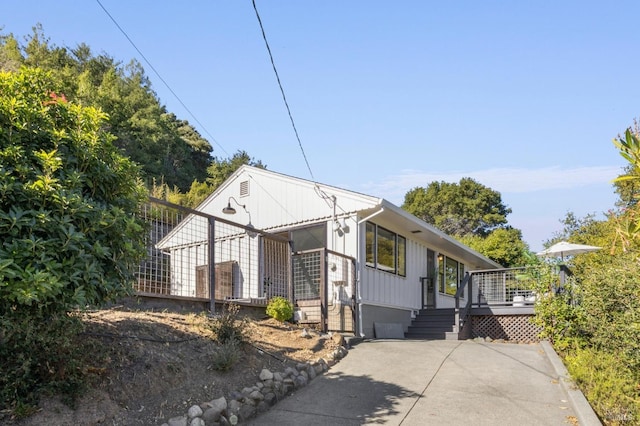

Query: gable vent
<box><xmin>239</xmin><ymin>180</ymin><xmax>249</xmax><ymax>197</ymax></box>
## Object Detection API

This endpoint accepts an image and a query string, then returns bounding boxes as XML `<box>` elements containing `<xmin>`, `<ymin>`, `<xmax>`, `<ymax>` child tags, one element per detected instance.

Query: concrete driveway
<box><xmin>248</xmin><ymin>339</ymin><xmax>600</xmax><ymax>425</ymax></box>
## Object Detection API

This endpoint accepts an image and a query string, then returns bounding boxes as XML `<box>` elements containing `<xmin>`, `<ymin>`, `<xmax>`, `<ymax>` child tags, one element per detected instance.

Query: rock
<box><xmin>259</xmin><ymin>368</ymin><xmax>274</xmax><ymax>381</ymax></box>
<box><xmin>219</xmin><ymin>415</ymin><xmax>231</xmax><ymax>425</ymax></box>
<box><xmin>205</xmin><ymin>396</ymin><xmax>227</xmax><ymax>412</ymax></box>
<box><xmin>300</xmin><ymin>328</ymin><xmax>311</xmax><ymax>338</ymax></box>
<box><xmin>284</xmin><ymin>366</ymin><xmax>298</xmax><ymax>377</ymax></box>
<box><xmin>263</xmin><ymin>392</ymin><xmax>277</xmax><ymax>406</ymax></box>
<box><xmin>249</xmin><ymin>390</ymin><xmax>264</xmax><ymax>401</ymax></box>
<box><xmin>228</xmin><ymin>399</ymin><xmax>242</xmax><ymax>415</ymax></box>
<box><xmin>332</xmin><ymin>346</ymin><xmax>348</xmax><ymax>360</ymax></box>
<box><xmin>273</xmin><ymin>371</ymin><xmax>284</xmax><ymax>382</ymax></box>
<box><xmin>283</xmin><ymin>378</ymin><xmax>295</xmax><ymax>393</ymax></box>
<box><xmin>168</xmin><ymin>416</ymin><xmax>188</xmax><ymax>426</ymax></box>
<box><xmin>202</xmin><ymin>406</ymin><xmax>223</xmax><ymax>423</ymax></box>
<box><xmin>187</xmin><ymin>405</ymin><xmax>203</xmax><ymax>419</ymax></box>
<box><xmin>294</xmin><ymin>374</ymin><xmax>308</xmax><ymax>388</ymax></box>
<box><xmin>190</xmin><ymin>418</ymin><xmax>205</xmax><ymax>426</ymax></box>
<box><xmin>238</xmin><ymin>401</ymin><xmax>257</xmax><ymax>421</ymax></box>
<box><xmin>332</xmin><ymin>333</ymin><xmax>345</xmax><ymax>346</ymax></box>
<box><xmin>296</xmin><ymin>362</ymin><xmax>308</xmax><ymax>372</ymax></box>
<box><xmin>241</xmin><ymin>386</ymin><xmax>255</xmax><ymax>396</ymax></box>
<box><xmin>485</xmin><ymin>336</ymin><xmax>493</xmax><ymax>343</ymax></box>
<box><xmin>315</xmin><ymin>358</ymin><xmax>329</xmax><ymax>372</ymax></box>
<box><xmin>307</xmin><ymin>365</ymin><xmax>317</xmax><ymax>380</ymax></box>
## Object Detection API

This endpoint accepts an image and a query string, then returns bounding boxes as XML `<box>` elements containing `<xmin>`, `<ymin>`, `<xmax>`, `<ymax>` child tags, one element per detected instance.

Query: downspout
<box><xmin>355</xmin><ymin>207</ymin><xmax>385</xmax><ymax>337</ymax></box>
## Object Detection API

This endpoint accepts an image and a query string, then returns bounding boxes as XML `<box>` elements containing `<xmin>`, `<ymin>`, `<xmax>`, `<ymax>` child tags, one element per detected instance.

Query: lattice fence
<box><xmin>471</xmin><ymin>314</ymin><xmax>541</xmax><ymax>343</ymax></box>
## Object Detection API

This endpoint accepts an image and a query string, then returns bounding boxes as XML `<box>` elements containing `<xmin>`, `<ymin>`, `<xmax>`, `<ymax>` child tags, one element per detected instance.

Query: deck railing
<box><xmin>454</xmin><ymin>266</ymin><xmax>551</xmax><ymax>331</ymax></box>
<box><xmin>135</xmin><ymin>197</ymin><xmax>290</xmax><ymax>313</ymax></box>
<box><xmin>472</xmin><ymin>267</ymin><xmax>541</xmax><ymax>307</ymax></box>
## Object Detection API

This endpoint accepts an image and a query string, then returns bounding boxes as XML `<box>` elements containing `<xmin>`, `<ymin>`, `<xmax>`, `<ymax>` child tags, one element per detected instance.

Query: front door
<box><xmin>422</xmin><ymin>277</ymin><xmax>435</xmax><ymax>309</ymax></box>
<box><xmin>423</xmin><ymin>249</ymin><xmax>436</xmax><ymax>308</ymax></box>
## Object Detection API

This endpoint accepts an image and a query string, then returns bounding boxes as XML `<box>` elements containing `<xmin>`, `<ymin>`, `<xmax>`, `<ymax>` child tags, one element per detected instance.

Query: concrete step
<box><xmin>405</xmin><ymin>331</ymin><xmax>459</xmax><ymax>340</ymax></box>
<box><xmin>407</xmin><ymin>324</ymin><xmax>454</xmax><ymax>333</ymax></box>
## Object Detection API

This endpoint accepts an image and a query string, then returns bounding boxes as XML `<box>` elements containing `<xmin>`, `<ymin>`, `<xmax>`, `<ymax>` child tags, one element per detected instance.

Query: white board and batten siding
<box><xmin>197</xmin><ymin>167</ymin><xmax>380</xmax><ymax>231</ymax></box>
<box><xmin>359</xmin><ymin>230</ymin><xmax>426</xmax><ymax>312</ymax></box>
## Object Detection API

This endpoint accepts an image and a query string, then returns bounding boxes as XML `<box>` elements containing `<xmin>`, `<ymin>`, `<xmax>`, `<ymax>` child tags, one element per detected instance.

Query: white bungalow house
<box><xmin>155</xmin><ymin>165</ymin><xmax>501</xmax><ymax>339</ymax></box>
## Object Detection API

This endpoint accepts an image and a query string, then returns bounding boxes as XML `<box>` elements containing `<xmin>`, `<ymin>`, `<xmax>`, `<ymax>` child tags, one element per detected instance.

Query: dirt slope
<box><xmin>7</xmin><ymin>306</ymin><xmax>342</xmax><ymax>425</ymax></box>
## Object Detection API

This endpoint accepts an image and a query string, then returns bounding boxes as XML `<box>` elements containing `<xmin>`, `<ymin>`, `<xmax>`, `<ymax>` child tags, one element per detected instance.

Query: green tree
<box><xmin>459</xmin><ymin>227</ymin><xmax>530</xmax><ymax>267</ymax></box>
<box><xmin>402</xmin><ymin>177</ymin><xmax>511</xmax><ymax>237</ymax></box>
<box><xmin>0</xmin><ymin>26</ymin><xmax>214</xmax><ymax>192</ymax></box>
<box><xmin>0</xmin><ymin>32</ymin><xmax>23</xmax><ymax>71</ymax></box>
<box><xmin>206</xmin><ymin>150</ymin><xmax>266</xmax><ymax>189</ymax></box>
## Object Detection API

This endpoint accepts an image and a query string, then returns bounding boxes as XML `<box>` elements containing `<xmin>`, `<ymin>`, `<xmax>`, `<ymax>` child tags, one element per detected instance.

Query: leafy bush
<box><xmin>0</xmin><ymin>312</ymin><xmax>87</xmax><ymax>412</ymax></box>
<box><xmin>565</xmin><ymin>347</ymin><xmax>639</xmax><ymax>425</ymax></box>
<box><xmin>530</xmin><ymin>264</ymin><xmax>586</xmax><ymax>351</ymax></box>
<box><xmin>210</xmin><ymin>340</ymin><xmax>242</xmax><ymax>372</ymax></box>
<box><xmin>266</xmin><ymin>296</ymin><xmax>293</xmax><ymax>322</ymax></box>
<box><xmin>0</xmin><ymin>68</ymin><xmax>147</xmax><ymax>314</ymax></box>
<box><xmin>0</xmin><ymin>68</ymin><xmax>146</xmax><ymax>412</ymax></box>
<box><xmin>208</xmin><ymin>303</ymin><xmax>247</xmax><ymax>344</ymax></box>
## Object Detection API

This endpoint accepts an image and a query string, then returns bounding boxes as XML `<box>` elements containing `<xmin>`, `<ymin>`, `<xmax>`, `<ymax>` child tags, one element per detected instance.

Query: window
<box><xmin>366</xmin><ymin>222</ymin><xmax>406</xmax><ymax>276</ymax></box>
<box><xmin>438</xmin><ymin>254</ymin><xmax>463</xmax><ymax>297</ymax></box>
<box><xmin>291</xmin><ymin>224</ymin><xmax>326</xmax><ymax>252</ymax></box>
<box><xmin>397</xmin><ymin>235</ymin><xmax>406</xmax><ymax>276</ymax></box>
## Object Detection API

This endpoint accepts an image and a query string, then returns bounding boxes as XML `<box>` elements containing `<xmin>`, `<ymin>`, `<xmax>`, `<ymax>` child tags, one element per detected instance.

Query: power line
<box><xmin>251</xmin><ymin>0</ymin><xmax>315</xmax><ymax>182</ymax></box>
<box><xmin>95</xmin><ymin>0</ymin><xmax>229</xmax><ymax>157</ymax></box>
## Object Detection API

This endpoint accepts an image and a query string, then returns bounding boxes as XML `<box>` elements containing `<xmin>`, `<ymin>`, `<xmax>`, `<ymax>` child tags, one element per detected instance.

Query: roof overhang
<box><xmin>360</xmin><ymin>200</ymin><xmax>501</xmax><ymax>270</ymax></box>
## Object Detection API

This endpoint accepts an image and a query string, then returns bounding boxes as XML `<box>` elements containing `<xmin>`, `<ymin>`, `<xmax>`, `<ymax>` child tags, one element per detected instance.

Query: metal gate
<box><xmin>292</xmin><ymin>249</ymin><xmax>356</xmax><ymax>333</ymax></box>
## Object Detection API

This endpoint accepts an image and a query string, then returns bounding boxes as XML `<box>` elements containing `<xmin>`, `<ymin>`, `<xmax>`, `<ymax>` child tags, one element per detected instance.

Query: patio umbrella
<box><xmin>536</xmin><ymin>241</ymin><xmax>601</xmax><ymax>260</ymax></box>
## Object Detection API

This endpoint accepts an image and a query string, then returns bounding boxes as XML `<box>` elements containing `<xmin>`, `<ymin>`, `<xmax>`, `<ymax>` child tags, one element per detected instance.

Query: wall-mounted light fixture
<box><xmin>222</xmin><ymin>196</ymin><xmax>252</xmax><ymax>228</ymax></box>
<box><xmin>333</xmin><ymin>217</ymin><xmax>350</xmax><ymax>234</ymax></box>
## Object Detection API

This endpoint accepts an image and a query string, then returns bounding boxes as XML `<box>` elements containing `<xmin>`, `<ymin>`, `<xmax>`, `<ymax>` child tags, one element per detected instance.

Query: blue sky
<box><xmin>4</xmin><ymin>1</ymin><xmax>638</xmax><ymax>251</ymax></box>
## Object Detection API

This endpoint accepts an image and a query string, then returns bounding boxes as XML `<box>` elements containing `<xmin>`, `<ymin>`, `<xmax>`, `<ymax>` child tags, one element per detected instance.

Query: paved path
<box><xmin>248</xmin><ymin>340</ymin><xmax>600</xmax><ymax>425</ymax></box>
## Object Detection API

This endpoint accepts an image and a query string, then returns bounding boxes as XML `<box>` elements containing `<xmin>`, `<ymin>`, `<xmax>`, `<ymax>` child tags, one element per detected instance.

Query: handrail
<box><xmin>454</xmin><ymin>272</ymin><xmax>472</xmax><ymax>334</ymax></box>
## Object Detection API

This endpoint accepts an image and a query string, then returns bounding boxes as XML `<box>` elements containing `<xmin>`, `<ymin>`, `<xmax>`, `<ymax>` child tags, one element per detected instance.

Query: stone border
<box><xmin>160</xmin><ymin>341</ymin><xmax>352</xmax><ymax>425</ymax></box>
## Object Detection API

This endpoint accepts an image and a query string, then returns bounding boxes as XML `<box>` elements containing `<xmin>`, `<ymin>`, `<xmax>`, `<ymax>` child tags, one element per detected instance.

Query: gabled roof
<box><xmin>157</xmin><ymin>165</ymin><xmax>500</xmax><ymax>269</ymax></box>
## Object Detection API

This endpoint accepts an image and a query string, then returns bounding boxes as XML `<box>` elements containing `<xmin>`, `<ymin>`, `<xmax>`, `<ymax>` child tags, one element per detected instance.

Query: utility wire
<box><xmin>251</xmin><ymin>0</ymin><xmax>315</xmax><ymax>182</ymax></box>
<box><xmin>95</xmin><ymin>0</ymin><xmax>229</xmax><ymax>157</ymax></box>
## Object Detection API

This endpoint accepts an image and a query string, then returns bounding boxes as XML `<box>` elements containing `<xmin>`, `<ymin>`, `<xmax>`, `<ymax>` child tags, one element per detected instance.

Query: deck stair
<box><xmin>405</xmin><ymin>308</ymin><xmax>459</xmax><ymax>340</ymax></box>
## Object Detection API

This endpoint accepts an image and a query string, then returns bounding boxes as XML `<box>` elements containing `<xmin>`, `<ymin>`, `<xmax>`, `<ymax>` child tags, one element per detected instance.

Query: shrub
<box><xmin>210</xmin><ymin>340</ymin><xmax>242</xmax><ymax>372</ymax></box>
<box><xmin>565</xmin><ymin>347</ymin><xmax>640</xmax><ymax>424</ymax></box>
<box><xmin>531</xmin><ymin>265</ymin><xmax>586</xmax><ymax>350</ymax></box>
<box><xmin>0</xmin><ymin>68</ymin><xmax>146</xmax><ymax>412</ymax></box>
<box><xmin>0</xmin><ymin>311</ymin><xmax>87</xmax><ymax>412</ymax></box>
<box><xmin>266</xmin><ymin>296</ymin><xmax>293</xmax><ymax>322</ymax></box>
<box><xmin>0</xmin><ymin>68</ymin><xmax>147</xmax><ymax>314</ymax></box>
<box><xmin>208</xmin><ymin>303</ymin><xmax>247</xmax><ymax>344</ymax></box>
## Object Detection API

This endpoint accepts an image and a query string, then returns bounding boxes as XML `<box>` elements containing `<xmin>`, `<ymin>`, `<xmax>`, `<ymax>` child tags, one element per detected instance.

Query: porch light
<box><xmin>222</xmin><ymin>197</ymin><xmax>253</xmax><ymax>229</ymax></box>
<box><xmin>222</xmin><ymin>197</ymin><xmax>239</xmax><ymax>215</ymax></box>
<box><xmin>222</xmin><ymin>203</ymin><xmax>236</xmax><ymax>214</ymax></box>
<box><xmin>222</xmin><ymin>197</ymin><xmax>244</xmax><ymax>215</ymax></box>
